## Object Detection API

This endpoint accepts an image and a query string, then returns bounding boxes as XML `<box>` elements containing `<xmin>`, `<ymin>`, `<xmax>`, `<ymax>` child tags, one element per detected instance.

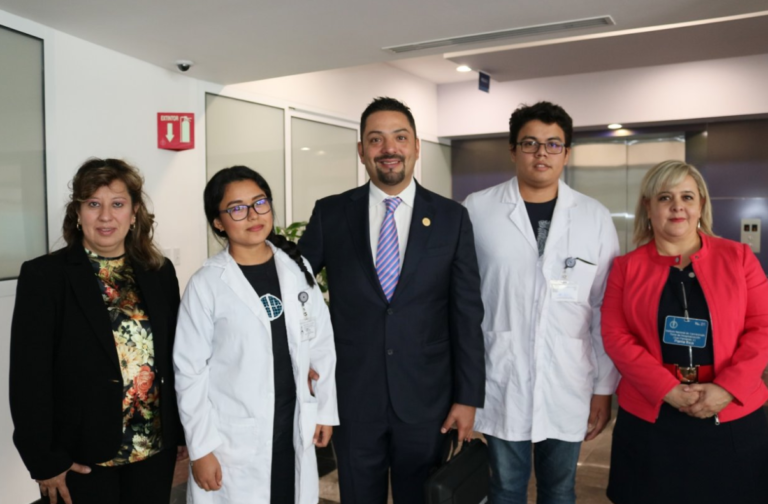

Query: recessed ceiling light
<box><xmin>457</xmin><ymin>65</ymin><xmax>472</xmax><ymax>72</ymax></box>
<box><xmin>300</xmin><ymin>147</ymin><xmax>310</xmax><ymax>151</ymax></box>
<box><xmin>608</xmin><ymin>123</ymin><xmax>623</xmax><ymax>130</ymax></box>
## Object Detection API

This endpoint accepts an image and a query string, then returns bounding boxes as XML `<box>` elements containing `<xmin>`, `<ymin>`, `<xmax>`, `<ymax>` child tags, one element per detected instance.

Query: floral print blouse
<box><xmin>86</xmin><ymin>248</ymin><xmax>163</xmax><ymax>466</ymax></box>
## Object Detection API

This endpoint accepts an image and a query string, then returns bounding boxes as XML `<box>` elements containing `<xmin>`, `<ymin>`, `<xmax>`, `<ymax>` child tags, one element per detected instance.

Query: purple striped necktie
<box><xmin>376</xmin><ymin>197</ymin><xmax>402</xmax><ymax>302</ymax></box>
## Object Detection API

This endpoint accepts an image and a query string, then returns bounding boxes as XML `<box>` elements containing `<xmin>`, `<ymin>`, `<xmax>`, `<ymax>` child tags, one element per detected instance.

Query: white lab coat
<box><xmin>173</xmin><ymin>243</ymin><xmax>339</xmax><ymax>504</ymax></box>
<box><xmin>464</xmin><ymin>178</ymin><xmax>620</xmax><ymax>443</ymax></box>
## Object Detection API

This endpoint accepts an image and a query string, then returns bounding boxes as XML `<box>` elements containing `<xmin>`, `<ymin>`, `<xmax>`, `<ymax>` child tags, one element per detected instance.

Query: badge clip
<box><xmin>674</xmin><ymin>365</ymin><xmax>699</xmax><ymax>384</ymax></box>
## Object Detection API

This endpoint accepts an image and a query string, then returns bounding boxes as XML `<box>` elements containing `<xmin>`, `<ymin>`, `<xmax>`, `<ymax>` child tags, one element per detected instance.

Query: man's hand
<box><xmin>584</xmin><ymin>394</ymin><xmax>612</xmax><ymax>441</ymax></box>
<box><xmin>314</xmin><ymin>425</ymin><xmax>333</xmax><ymax>447</ymax></box>
<box><xmin>663</xmin><ymin>384</ymin><xmax>701</xmax><ymax>409</ymax></box>
<box><xmin>36</xmin><ymin>462</ymin><xmax>91</xmax><ymax>504</ymax></box>
<box><xmin>679</xmin><ymin>383</ymin><xmax>733</xmax><ymax>419</ymax></box>
<box><xmin>308</xmin><ymin>368</ymin><xmax>320</xmax><ymax>397</ymax></box>
<box><xmin>191</xmin><ymin>452</ymin><xmax>222</xmax><ymax>492</ymax></box>
<box><xmin>441</xmin><ymin>404</ymin><xmax>476</xmax><ymax>442</ymax></box>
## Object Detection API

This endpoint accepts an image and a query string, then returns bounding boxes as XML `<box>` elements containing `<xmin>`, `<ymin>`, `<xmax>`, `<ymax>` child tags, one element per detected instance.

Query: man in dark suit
<box><xmin>299</xmin><ymin>97</ymin><xmax>485</xmax><ymax>504</ymax></box>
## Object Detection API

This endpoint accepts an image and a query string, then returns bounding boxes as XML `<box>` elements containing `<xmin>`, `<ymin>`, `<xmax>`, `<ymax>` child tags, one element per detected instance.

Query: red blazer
<box><xmin>601</xmin><ymin>233</ymin><xmax>768</xmax><ymax>423</ymax></box>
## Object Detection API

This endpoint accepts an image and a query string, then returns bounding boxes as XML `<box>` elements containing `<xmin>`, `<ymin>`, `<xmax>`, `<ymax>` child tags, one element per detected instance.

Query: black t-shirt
<box><xmin>525</xmin><ymin>198</ymin><xmax>557</xmax><ymax>256</ymax></box>
<box><xmin>239</xmin><ymin>256</ymin><xmax>296</xmax><ymax>502</ymax></box>
<box><xmin>657</xmin><ymin>264</ymin><xmax>714</xmax><ymax>366</ymax></box>
<box><xmin>238</xmin><ymin>257</ymin><xmax>296</xmax><ymax>436</ymax></box>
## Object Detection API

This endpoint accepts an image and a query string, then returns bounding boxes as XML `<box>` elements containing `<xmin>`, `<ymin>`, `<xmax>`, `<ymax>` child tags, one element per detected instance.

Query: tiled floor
<box><xmin>173</xmin><ymin>423</ymin><xmax>615</xmax><ymax>504</ymax></box>
<box><xmin>315</xmin><ymin>424</ymin><xmax>615</xmax><ymax>504</ymax></box>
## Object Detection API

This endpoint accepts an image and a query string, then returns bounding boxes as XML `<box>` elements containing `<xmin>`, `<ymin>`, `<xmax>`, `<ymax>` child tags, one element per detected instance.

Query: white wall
<box><xmin>437</xmin><ymin>53</ymin><xmax>768</xmax><ymax>137</ymax></box>
<box><xmin>0</xmin><ymin>8</ymin><xmax>210</xmax><ymax>502</ymax></box>
<box><xmin>226</xmin><ymin>63</ymin><xmax>440</xmax><ymax>138</ymax></box>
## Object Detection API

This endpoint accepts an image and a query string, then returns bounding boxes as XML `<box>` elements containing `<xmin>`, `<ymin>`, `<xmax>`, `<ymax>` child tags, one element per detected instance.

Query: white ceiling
<box><xmin>1</xmin><ymin>0</ymin><xmax>767</xmax><ymax>85</ymax></box>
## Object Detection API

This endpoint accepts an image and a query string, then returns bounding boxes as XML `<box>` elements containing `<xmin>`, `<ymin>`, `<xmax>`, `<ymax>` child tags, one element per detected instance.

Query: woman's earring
<box><xmin>647</xmin><ymin>220</ymin><xmax>652</xmax><ymax>231</ymax></box>
<box><xmin>76</xmin><ymin>219</ymin><xmax>82</xmax><ymax>231</ymax></box>
<box><xmin>697</xmin><ymin>219</ymin><xmax>701</xmax><ymax>229</ymax></box>
<box><xmin>130</xmin><ymin>223</ymin><xmax>136</xmax><ymax>231</ymax></box>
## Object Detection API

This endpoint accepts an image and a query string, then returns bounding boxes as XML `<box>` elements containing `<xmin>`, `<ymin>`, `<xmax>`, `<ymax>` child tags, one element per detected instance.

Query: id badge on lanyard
<box><xmin>550</xmin><ymin>257</ymin><xmax>593</xmax><ymax>302</ymax></box>
<box><xmin>298</xmin><ymin>291</ymin><xmax>316</xmax><ymax>341</ymax></box>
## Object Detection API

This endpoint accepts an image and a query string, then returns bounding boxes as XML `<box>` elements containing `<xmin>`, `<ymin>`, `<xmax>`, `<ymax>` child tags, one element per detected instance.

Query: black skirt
<box><xmin>608</xmin><ymin>405</ymin><xmax>768</xmax><ymax>504</ymax></box>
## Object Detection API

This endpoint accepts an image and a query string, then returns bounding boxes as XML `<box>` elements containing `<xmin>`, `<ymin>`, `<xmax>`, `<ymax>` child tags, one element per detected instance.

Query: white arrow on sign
<box><xmin>166</xmin><ymin>123</ymin><xmax>174</xmax><ymax>142</ymax></box>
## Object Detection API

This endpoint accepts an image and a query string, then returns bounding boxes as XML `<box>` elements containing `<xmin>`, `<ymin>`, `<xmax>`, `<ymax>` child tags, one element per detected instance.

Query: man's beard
<box><xmin>375</xmin><ymin>155</ymin><xmax>406</xmax><ymax>186</ymax></box>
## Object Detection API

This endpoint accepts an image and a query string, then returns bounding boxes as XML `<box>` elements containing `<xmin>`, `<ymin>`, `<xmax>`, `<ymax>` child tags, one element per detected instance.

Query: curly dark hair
<box><xmin>63</xmin><ymin>158</ymin><xmax>164</xmax><ymax>270</ymax></box>
<box><xmin>204</xmin><ymin>166</ymin><xmax>315</xmax><ymax>287</ymax></box>
<box><xmin>509</xmin><ymin>101</ymin><xmax>573</xmax><ymax>148</ymax></box>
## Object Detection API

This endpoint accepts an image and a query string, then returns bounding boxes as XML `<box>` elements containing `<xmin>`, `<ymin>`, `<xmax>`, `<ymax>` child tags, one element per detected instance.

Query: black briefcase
<box><xmin>424</xmin><ymin>430</ymin><xmax>490</xmax><ymax>504</ymax></box>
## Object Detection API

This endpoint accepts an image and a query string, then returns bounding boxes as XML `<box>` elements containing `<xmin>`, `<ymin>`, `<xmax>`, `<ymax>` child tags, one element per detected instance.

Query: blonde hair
<box><xmin>633</xmin><ymin>160</ymin><xmax>715</xmax><ymax>246</ymax></box>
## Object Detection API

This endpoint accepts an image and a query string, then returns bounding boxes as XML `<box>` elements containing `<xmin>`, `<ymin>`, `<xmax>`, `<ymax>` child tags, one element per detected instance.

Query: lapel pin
<box><xmin>422</xmin><ymin>217</ymin><xmax>431</xmax><ymax>227</ymax></box>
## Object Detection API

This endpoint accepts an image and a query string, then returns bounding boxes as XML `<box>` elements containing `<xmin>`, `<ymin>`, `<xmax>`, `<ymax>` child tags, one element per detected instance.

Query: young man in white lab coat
<box><xmin>463</xmin><ymin>101</ymin><xmax>620</xmax><ymax>504</ymax></box>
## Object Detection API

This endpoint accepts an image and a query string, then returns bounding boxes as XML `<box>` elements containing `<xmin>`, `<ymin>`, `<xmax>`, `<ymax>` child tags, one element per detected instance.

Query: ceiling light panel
<box><xmin>383</xmin><ymin>16</ymin><xmax>615</xmax><ymax>54</ymax></box>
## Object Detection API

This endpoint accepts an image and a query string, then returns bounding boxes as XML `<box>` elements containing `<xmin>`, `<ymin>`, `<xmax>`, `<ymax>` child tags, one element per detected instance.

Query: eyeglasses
<box><xmin>516</xmin><ymin>139</ymin><xmax>566</xmax><ymax>154</ymax></box>
<box><xmin>220</xmin><ymin>198</ymin><xmax>272</xmax><ymax>221</ymax></box>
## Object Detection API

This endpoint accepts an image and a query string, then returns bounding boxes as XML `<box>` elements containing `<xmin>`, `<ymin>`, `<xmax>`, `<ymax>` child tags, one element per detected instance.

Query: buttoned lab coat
<box><xmin>173</xmin><ymin>243</ymin><xmax>338</xmax><ymax>504</ymax></box>
<box><xmin>464</xmin><ymin>178</ymin><xmax>620</xmax><ymax>443</ymax></box>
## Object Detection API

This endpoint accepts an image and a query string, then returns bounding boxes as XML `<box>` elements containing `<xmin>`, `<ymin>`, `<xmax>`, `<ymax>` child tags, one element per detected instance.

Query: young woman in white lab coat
<box><xmin>173</xmin><ymin>166</ymin><xmax>338</xmax><ymax>504</ymax></box>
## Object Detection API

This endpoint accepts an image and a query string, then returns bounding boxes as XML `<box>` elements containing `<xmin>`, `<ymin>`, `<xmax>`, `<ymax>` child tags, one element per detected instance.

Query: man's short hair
<box><xmin>509</xmin><ymin>101</ymin><xmax>573</xmax><ymax>148</ymax></box>
<box><xmin>360</xmin><ymin>97</ymin><xmax>417</xmax><ymax>139</ymax></box>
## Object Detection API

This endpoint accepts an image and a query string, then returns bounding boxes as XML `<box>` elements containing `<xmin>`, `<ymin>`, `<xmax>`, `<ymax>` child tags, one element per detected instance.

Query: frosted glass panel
<box><xmin>0</xmin><ymin>26</ymin><xmax>46</xmax><ymax>280</ymax></box>
<box><xmin>205</xmin><ymin>94</ymin><xmax>285</xmax><ymax>256</ymax></box>
<box><xmin>291</xmin><ymin>117</ymin><xmax>357</xmax><ymax>224</ymax></box>
<box><xmin>421</xmin><ymin>141</ymin><xmax>452</xmax><ymax>199</ymax></box>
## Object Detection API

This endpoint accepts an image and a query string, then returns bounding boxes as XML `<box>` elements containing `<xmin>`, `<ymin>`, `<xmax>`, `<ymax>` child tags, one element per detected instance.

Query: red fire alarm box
<box><xmin>158</xmin><ymin>113</ymin><xmax>194</xmax><ymax>150</ymax></box>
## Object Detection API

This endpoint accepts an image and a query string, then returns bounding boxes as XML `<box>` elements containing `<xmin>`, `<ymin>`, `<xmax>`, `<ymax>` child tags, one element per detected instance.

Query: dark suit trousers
<box><xmin>44</xmin><ymin>448</ymin><xmax>177</xmax><ymax>504</ymax></box>
<box><xmin>333</xmin><ymin>404</ymin><xmax>445</xmax><ymax>504</ymax></box>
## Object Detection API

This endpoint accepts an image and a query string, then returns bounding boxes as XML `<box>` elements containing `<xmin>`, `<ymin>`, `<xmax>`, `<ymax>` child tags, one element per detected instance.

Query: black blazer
<box><xmin>9</xmin><ymin>245</ymin><xmax>183</xmax><ymax>480</ymax></box>
<box><xmin>299</xmin><ymin>182</ymin><xmax>485</xmax><ymax>424</ymax></box>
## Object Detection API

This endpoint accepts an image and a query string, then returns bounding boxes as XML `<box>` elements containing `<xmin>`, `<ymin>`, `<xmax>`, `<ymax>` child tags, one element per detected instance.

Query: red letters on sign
<box><xmin>157</xmin><ymin>113</ymin><xmax>195</xmax><ymax>150</ymax></box>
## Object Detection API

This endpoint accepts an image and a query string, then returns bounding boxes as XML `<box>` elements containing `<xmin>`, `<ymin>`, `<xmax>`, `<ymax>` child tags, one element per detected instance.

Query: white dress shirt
<box><xmin>369</xmin><ymin>178</ymin><xmax>416</xmax><ymax>267</ymax></box>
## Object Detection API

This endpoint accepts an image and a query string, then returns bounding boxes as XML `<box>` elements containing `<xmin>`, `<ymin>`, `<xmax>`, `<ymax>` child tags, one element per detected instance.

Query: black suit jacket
<box><xmin>9</xmin><ymin>245</ymin><xmax>183</xmax><ymax>480</ymax></box>
<box><xmin>299</xmin><ymin>182</ymin><xmax>485</xmax><ymax>424</ymax></box>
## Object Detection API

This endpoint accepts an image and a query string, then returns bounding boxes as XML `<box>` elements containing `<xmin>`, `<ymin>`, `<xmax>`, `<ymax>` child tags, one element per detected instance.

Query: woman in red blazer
<box><xmin>601</xmin><ymin>160</ymin><xmax>768</xmax><ymax>504</ymax></box>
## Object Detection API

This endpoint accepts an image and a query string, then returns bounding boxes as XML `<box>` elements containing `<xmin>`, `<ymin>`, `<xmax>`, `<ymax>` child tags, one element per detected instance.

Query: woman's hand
<box><xmin>177</xmin><ymin>446</ymin><xmax>189</xmax><ymax>462</ymax></box>
<box><xmin>314</xmin><ymin>425</ymin><xmax>333</xmax><ymax>447</ymax></box>
<box><xmin>36</xmin><ymin>463</ymin><xmax>91</xmax><ymax>504</ymax></box>
<box><xmin>192</xmin><ymin>452</ymin><xmax>222</xmax><ymax>492</ymax></box>
<box><xmin>679</xmin><ymin>383</ymin><xmax>734</xmax><ymax>419</ymax></box>
<box><xmin>663</xmin><ymin>384</ymin><xmax>701</xmax><ymax>409</ymax></box>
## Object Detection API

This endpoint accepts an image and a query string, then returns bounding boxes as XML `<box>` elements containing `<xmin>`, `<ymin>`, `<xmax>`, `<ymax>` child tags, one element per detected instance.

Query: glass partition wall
<box><xmin>0</xmin><ymin>25</ymin><xmax>46</xmax><ymax>280</ymax></box>
<box><xmin>205</xmin><ymin>94</ymin><xmax>286</xmax><ymax>256</ymax></box>
<box><xmin>290</xmin><ymin>117</ymin><xmax>358</xmax><ymax>224</ymax></box>
<box><xmin>205</xmin><ymin>92</ymin><xmax>455</xmax><ymax>259</ymax></box>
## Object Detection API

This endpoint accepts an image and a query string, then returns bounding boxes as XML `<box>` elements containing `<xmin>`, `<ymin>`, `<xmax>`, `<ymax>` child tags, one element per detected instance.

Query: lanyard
<box><xmin>680</xmin><ymin>282</ymin><xmax>693</xmax><ymax>367</ymax></box>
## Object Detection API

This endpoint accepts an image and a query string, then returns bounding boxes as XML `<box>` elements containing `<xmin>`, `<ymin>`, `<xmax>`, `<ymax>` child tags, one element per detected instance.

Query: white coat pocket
<box><xmin>214</xmin><ymin>412</ymin><xmax>263</xmax><ymax>468</ymax></box>
<box><xmin>566</xmin><ymin>261</ymin><xmax>598</xmax><ymax>304</ymax></box>
<box><xmin>300</xmin><ymin>401</ymin><xmax>318</xmax><ymax>449</ymax></box>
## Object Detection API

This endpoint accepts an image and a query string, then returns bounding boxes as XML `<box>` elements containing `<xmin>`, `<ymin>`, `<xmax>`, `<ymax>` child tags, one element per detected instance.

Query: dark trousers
<box><xmin>45</xmin><ymin>448</ymin><xmax>176</xmax><ymax>504</ymax></box>
<box><xmin>270</xmin><ymin>397</ymin><xmax>296</xmax><ymax>504</ymax></box>
<box><xmin>333</xmin><ymin>405</ymin><xmax>446</xmax><ymax>504</ymax></box>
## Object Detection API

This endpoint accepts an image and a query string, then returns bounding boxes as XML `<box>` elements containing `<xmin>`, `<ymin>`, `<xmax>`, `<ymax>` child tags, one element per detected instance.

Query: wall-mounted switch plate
<box><xmin>741</xmin><ymin>218</ymin><xmax>761</xmax><ymax>253</ymax></box>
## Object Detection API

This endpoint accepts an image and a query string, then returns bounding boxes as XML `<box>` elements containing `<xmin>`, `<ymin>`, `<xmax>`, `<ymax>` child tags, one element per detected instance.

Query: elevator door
<box><xmin>567</xmin><ymin>137</ymin><xmax>685</xmax><ymax>254</ymax></box>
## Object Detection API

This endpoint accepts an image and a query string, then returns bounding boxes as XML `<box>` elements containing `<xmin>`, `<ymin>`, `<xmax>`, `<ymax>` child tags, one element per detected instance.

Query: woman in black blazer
<box><xmin>9</xmin><ymin>158</ymin><xmax>185</xmax><ymax>504</ymax></box>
